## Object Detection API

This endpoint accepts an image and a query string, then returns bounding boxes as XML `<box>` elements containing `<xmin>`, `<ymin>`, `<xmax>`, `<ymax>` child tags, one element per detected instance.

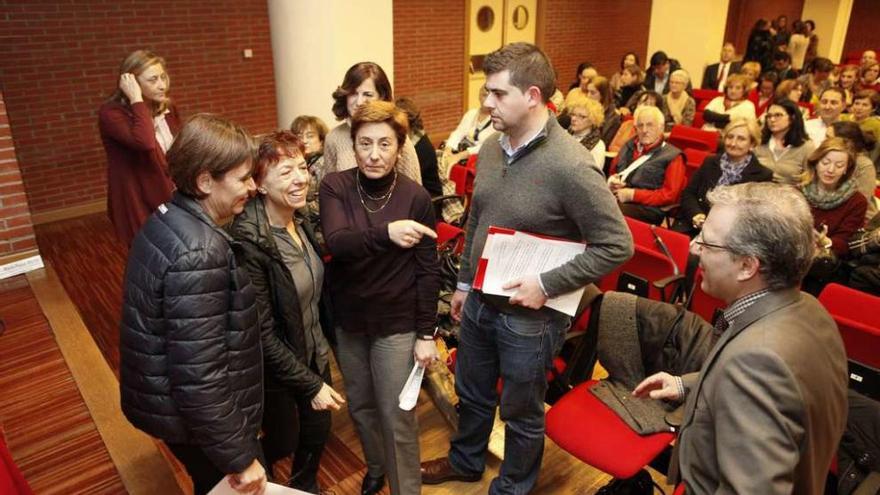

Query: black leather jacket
<box><xmin>119</xmin><ymin>192</ymin><xmax>263</xmax><ymax>474</ymax></box>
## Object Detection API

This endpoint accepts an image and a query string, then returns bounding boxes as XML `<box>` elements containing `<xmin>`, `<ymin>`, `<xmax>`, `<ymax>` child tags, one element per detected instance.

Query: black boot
<box><xmin>287</xmin><ymin>447</ymin><xmax>323</xmax><ymax>493</ymax></box>
<box><xmin>360</xmin><ymin>473</ymin><xmax>385</xmax><ymax>495</ymax></box>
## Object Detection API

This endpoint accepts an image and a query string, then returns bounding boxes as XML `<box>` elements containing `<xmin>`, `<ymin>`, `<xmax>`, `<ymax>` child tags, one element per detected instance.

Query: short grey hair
<box><xmin>670</xmin><ymin>69</ymin><xmax>690</xmax><ymax>85</ymax></box>
<box><xmin>707</xmin><ymin>182</ymin><xmax>814</xmax><ymax>290</ymax></box>
<box><xmin>633</xmin><ymin>105</ymin><xmax>665</xmax><ymax>128</ymax></box>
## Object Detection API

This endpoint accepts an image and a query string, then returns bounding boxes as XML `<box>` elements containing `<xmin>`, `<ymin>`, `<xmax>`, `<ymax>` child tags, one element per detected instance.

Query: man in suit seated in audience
<box><xmin>701</xmin><ymin>43</ymin><xmax>742</xmax><ymax>91</ymax></box>
<box><xmin>805</xmin><ymin>86</ymin><xmax>846</xmax><ymax>145</ymax></box>
<box><xmin>771</xmin><ymin>51</ymin><xmax>799</xmax><ymax>81</ymax></box>
<box><xmin>607</xmin><ymin>106</ymin><xmax>687</xmax><ymax>225</ymax></box>
<box><xmin>633</xmin><ymin>182</ymin><xmax>848</xmax><ymax>495</ymax></box>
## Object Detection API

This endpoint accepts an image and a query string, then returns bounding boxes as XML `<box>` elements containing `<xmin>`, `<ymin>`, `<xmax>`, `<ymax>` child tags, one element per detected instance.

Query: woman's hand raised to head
<box><xmin>388</xmin><ymin>220</ymin><xmax>437</xmax><ymax>249</ymax></box>
<box><xmin>119</xmin><ymin>73</ymin><xmax>143</xmax><ymax>104</ymax></box>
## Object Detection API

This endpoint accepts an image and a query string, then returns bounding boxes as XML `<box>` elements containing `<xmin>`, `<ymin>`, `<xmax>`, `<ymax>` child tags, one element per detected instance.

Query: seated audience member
<box><xmin>775</xmin><ymin>79</ymin><xmax>811</xmax><ymax>119</ymax></box>
<box><xmin>567</xmin><ymin>61</ymin><xmax>597</xmax><ymax>92</ymax></box>
<box><xmin>634</xmin><ymin>181</ymin><xmax>848</xmax><ymax>495</ymax></box>
<box><xmin>754</xmin><ymin>99</ymin><xmax>815</xmax><ymax>184</ymax></box>
<box><xmin>740</xmin><ymin>61</ymin><xmax>762</xmax><ymax>92</ymax></box>
<box><xmin>291</xmin><ymin>115</ymin><xmax>329</xmax><ymax>217</ymax></box>
<box><xmin>665</xmin><ymin>69</ymin><xmax>696</xmax><ymax>128</ymax></box>
<box><xmin>843</xmin><ymin>89</ymin><xmax>880</xmax><ymax>166</ymax></box>
<box><xmin>229</xmin><ymin>131</ymin><xmax>344</xmax><ymax>494</ymax></box>
<box><xmin>702</xmin><ymin>74</ymin><xmax>757</xmax><ymax>131</ymax></box>
<box><xmin>395</xmin><ymin>97</ymin><xmax>443</xmax><ymax>197</ymax></box>
<box><xmin>324</xmin><ymin>62</ymin><xmax>422</xmax><ymax>184</ymax></box>
<box><xmin>753</xmin><ymin>71</ymin><xmax>779</xmax><ymax>118</ymax></box>
<box><xmin>798</xmin><ymin>57</ymin><xmax>834</xmax><ymax>103</ymax></box>
<box><xmin>745</xmin><ymin>19</ymin><xmax>774</xmax><ymax>70</ymax></box>
<box><xmin>702</xmin><ymin>42</ymin><xmax>741</xmax><ymax>91</ymax></box>
<box><xmin>805</xmin><ymin>86</ymin><xmax>846</xmax><ymax>145</ymax></box>
<box><xmin>673</xmin><ymin>119</ymin><xmax>772</xmax><ymax>236</ymax></box>
<box><xmin>838</xmin><ymin>64</ymin><xmax>860</xmax><ymax>109</ymax></box>
<box><xmin>565</xmin><ymin>91</ymin><xmax>606</xmax><ymax>169</ymax></box>
<box><xmin>609</xmin><ymin>90</ymin><xmax>667</xmax><ymax>152</ymax></box>
<box><xmin>586</xmin><ymin>75</ymin><xmax>623</xmax><ymax>146</ymax></box>
<box><xmin>614</xmin><ymin>64</ymin><xmax>646</xmax><ymax>110</ymax></box>
<box><xmin>788</xmin><ymin>20</ymin><xmax>810</xmax><ymax>71</ymax></box>
<box><xmin>828</xmin><ymin>121</ymin><xmax>878</xmax><ymax>220</ymax></box>
<box><xmin>645</xmin><ymin>51</ymin><xmax>683</xmax><ymax>94</ymax></box>
<box><xmin>610</xmin><ymin>52</ymin><xmax>640</xmax><ymax>91</ymax></box>
<box><xmin>848</xmin><ymin>210</ymin><xmax>880</xmax><ymax>295</ymax></box>
<box><xmin>120</xmin><ymin>114</ymin><xmax>266</xmax><ymax>495</ymax></box>
<box><xmin>608</xmin><ymin>106</ymin><xmax>686</xmax><ymax>225</ymax></box>
<box><xmin>445</xmin><ymin>85</ymin><xmax>492</xmax><ymax>163</ymax></box>
<box><xmin>858</xmin><ymin>62</ymin><xmax>880</xmax><ymax>92</ymax></box>
<box><xmin>771</xmin><ymin>50</ymin><xmax>799</xmax><ymax>81</ymax></box>
<box><xmin>862</xmin><ymin>50</ymin><xmax>878</xmax><ymax>67</ymax></box>
<box><xmin>800</xmin><ymin>138</ymin><xmax>868</xmax><ymax>293</ymax></box>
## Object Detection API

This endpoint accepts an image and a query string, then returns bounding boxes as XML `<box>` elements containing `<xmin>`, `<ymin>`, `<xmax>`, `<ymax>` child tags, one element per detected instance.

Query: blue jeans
<box><xmin>449</xmin><ymin>293</ymin><xmax>571</xmax><ymax>495</ymax></box>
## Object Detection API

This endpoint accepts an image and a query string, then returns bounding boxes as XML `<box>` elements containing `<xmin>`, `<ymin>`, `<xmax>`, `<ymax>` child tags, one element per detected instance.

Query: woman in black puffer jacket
<box><xmin>119</xmin><ymin>114</ymin><xmax>266</xmax><ymax>495</ymax></box>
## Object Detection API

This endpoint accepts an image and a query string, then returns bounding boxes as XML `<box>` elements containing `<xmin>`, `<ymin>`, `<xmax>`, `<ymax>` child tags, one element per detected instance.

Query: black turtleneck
<box><xmin>319</xmin><ymin>167</ymin><xmax>441</xmax><ymax>337</ymax></box>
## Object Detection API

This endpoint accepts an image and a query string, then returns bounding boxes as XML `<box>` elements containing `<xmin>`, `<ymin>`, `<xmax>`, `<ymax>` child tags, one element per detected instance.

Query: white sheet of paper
<box><xmin>398</xmin><ymin>362</ymin><xmax>425</xmax><ymax>411</ymax></box>
<box><xmin>480</xmin><ymin>231</ymin><xmax>586</xmax><ymax>316</ymax></box>
<box><xmin>208</xmin><ymin>476</ymin><xmax>314</xmax><ymax>495</ymax></box>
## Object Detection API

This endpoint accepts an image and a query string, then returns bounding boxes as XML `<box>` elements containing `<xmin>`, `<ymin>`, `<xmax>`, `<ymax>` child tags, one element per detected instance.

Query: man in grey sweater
<box><xmin>421</xmin><ymin>42</ymin><xmax>633</xmax><ymax>494</ymax></box>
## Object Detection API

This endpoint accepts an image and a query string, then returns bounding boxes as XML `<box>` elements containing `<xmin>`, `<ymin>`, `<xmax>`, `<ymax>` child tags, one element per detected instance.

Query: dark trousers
<box><xmin>619</xmin><ymin>203</ymin><xmax>666</xmax><ymax>226</ymax></box>
<box><xmin>166</xmin><ymin>444</ymin><xmax>267</xmax><ymax>495</ymax></box>
<box><xmin>449</xmin><ymin>294</ymin><xmax>570</xmax><ymax>495</ymax></box>
<box><xmin>261</xmin><ymin>365</ymin><xmax>332</xmax><ymax>492</ymax></box>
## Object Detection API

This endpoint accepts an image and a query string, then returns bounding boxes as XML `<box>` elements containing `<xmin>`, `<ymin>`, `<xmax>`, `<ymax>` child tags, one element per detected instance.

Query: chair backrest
<box><xmin>436</xmin><ymin>222</ymin><xmax>465</xmax><ymax>255</ymax></box>
<box><xmin>692</xmin><ymin>110</ymin><xmax>705</xmax><ymax>128</ymax></box>
<box><xmin>668</xmin><ymin>124</ymin><xmax>719</xmax><ymax>153</ymax></box>
<box><xmin>692</xmin><ymin>88</ymin><xmax>723</xmax><ymax>104</ymax></box>
<box><xmin>797</xmin><ymin>101</ymin><xmax>814</xmax><ymax>119</ymax></box>
<box><xmin>818</xmin><ymin>283</ymin><xmax>880</xmax><ymax>397</ymax></box>
<box><xmin>687</xmin><ymin>268</ymin><xmax>725</xmax><ymax>325</ymax></box>
<box><xmin>599</xmin><ymin>217</ymin><xmax>691</xmax><ymax>301</ymax></box>
<box><xmin>683</xmin><ymin>148</ymin><xmax>711</xmax><ymax>182</ymax></box>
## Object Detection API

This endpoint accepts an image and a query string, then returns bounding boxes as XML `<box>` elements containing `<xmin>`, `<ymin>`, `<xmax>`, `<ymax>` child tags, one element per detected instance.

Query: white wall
<box><xmin>268</xmin><ymin>0</ymin><xmax>395</xmax><ymax>130</ymax></box>
<box><xmin>647</xmin><ymin>0</ymin><xmax>730</xmax><ymax>86</ymax></box>
<box><xmin>801</xmin><ymin>0</ymin><xmax>853</xmax><ymax>63</ymax></box>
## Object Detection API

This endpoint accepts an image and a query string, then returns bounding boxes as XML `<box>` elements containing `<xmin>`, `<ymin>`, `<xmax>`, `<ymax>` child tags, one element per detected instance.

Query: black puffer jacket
<box><xmin>228</xmin><ymin>196</ymin><xmax>332</xmax><ymax>399</ymax></box>
<box><xmin>119</xmin><ymin>192</ymin><xmax>263</xmax><ymax>474</ymax></box>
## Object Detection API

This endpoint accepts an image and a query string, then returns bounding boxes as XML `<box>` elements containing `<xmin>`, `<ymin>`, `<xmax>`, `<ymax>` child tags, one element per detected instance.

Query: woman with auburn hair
<box><xmin>323</xmin><ymin>62</ymin><xmax>422</xmax><ymax>184</ymax></box>
<box><xmin>610</xmin><ymin>52</ymin><xmax>641</xmax><ymax>91</ymax></box>
<box><xmin>229</xmin><ymin>131</ymin><xmax>344</xmax><ymax>494</ymax></box>
<box><xmin>585</xmin><ymin>75</ymin><xmax>623</xmax><ymax>146</ymax></box>
<box><xmin>800</xmin><ymin>137</ymin><xmax>867</xmax><ymax>293</ymax></box>
<box><xmin>99</xmin><ymin>50</ymin><xmax>180</xmax><ymax>246</ymax></box>
<box><xmin>120</xmin><ymin>114</ymin><xmax>265</xmax><ymax>495</ymax></box>
<box><xmin>320</xmin><ymin>101</ymin><xmax>440</xmax><ymax>495</ymax></box>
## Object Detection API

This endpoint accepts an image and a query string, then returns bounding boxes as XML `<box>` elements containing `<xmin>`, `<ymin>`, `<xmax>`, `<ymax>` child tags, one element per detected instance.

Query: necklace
<box><xmin>356</xmin><ymin>169</ymin><xmax>397</xmax><ymax>213</ymax></box>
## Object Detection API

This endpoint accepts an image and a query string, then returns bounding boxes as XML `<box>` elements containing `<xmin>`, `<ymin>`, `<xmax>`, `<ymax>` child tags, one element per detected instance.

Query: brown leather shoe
<box><xmin>420</xmin><ymin>457</ymin><xmax>481</xmax><ymax>485</ymax></box>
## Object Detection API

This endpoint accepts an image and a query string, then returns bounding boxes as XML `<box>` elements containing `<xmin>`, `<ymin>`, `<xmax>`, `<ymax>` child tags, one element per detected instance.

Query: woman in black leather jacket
<box><xmin>229</xmin><ymin>131</ymin><xmax>344</xmax><ymax>493</ymax></box>
<box><xmin>119</xmin><ymin>114</ymin><xmax>266</xmax><ymax>495</ymax></box>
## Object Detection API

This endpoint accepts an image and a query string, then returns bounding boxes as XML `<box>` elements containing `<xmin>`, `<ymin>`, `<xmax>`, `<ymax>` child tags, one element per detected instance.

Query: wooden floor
<box><xmin>29</xmin><ymin>212</ymin><xmax>674</xmax><ymax>494</ymax></box>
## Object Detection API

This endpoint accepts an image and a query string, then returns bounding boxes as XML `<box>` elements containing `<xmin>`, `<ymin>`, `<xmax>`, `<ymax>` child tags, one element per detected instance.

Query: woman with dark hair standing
<box><xmin>120</xmin><ymin>114</ymin><xmax>265</xmax><ymax>495</ymax></box>
<box><xmin>754</xmin><ymin>98</ymin><xmax>816</xmax><ymax>184</ymax></box>
<box><xmin>323</xmin><ymin>62</ymin><xmax>421</xmax><ymax>184</ymax></box>
<box><xmin>99</xmin><ymin>50</ymin><xmax>180</xmax><ymax>245</ymax></box>
<box><xmin>229</xmin><ymin>131</ymin><xmax>345</xmax><ymax>494</ymax></box>
<box><xmin>320</xmin><ymin>101</ymin><xmax>441</xmax><ymax>495</ymax></box>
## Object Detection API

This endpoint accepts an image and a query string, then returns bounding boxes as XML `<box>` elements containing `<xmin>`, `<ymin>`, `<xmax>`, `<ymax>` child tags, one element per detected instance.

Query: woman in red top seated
<box><xmin>801</xmin><ymin>137</ymin><xmax>868</xmax><ymax>293</ymax></box>
<box><xmin>98</xmin><ymin>50</ymin><xmax>180</xmax><ymax>246</ymax></box>
<box><xmin>608</xmin><ymin>105</ymin><xmax>687</xmax><ymax>225</ymax></box>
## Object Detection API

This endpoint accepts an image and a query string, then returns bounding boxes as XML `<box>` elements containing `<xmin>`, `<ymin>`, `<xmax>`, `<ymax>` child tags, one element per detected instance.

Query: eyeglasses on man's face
<box><xmin>691</xmin><ymin>231</ymin><xmax>733</xmax><ymax>252</ymax></box>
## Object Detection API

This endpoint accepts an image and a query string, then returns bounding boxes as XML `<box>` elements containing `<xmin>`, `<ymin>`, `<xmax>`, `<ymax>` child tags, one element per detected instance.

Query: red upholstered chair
<box><xmin>691</xmin><ymin>110</ymin><xmax>705</xmax><ymax>129</ymax></box>
<box><xmin>436</xmin><ymin>222</ymin><xmax>465</xmax><ymax>256</ymax></box>
<box><xmin>599</xmin><ymin>217</ymin><xmax>691</xmax><ymax>302</ymax></box>
<box><xmin>673</xmin><ymin>483</ymin><xmax>686</xmax><ymax>495</ymax></box>
<box><xmin>0</xmin><ymin>427</ymin><xmax>33</xmax><ymax>495</ymax></box>
<box><xmin>668</xmin><ymin>125</ymin><xmax>719</xmax><ymax>154</ymax></box>
<box><xmin>692</xmin><ymin>88</ymin><xmax>722</xmax><ymax>105</ymax></box>
<box><xmin>818</xmin><ymin>283</ymin><xmax>880</xmax><ymax>396</ymax></box>
<box><xmin>798</xmin><ymin>101</ymin><xmax>815</xmax><ymax>119</ymax></box>
<box><xmin>682</xmin><ymin>148</ymin><xmax>710</xmax><ymax>183</ymax></box>
<box><xmin>687</xmin><ymin>268</ymin><xmax>725</xmax><ymax>325</ymax></box>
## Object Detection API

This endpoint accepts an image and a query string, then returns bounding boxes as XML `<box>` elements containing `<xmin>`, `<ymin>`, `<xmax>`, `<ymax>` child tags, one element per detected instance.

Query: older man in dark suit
<box><xmin>634</xmin><ymin>182</ymin><xmax>848</xmax><ymax>494</ymax></box>
<box><xmin>701</xmin><ymin>43</ymin><xmax>742</xmax><ymax>91</ymax></box>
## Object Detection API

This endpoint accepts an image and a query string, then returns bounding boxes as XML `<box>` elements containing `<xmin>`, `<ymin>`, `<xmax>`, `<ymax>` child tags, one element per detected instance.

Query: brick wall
<box><xmin>0</xmin><ymin>91</ymin><xmax>38</xmax><ymax>259</ymax></box>
<box><xmin>724</xmin><ymin>0</ymin><xmax>805</xmax><ymax>61</ymax></box>
<box><xmin>842</xmin><ymin>0</ymin><xmax>880</xmax><ymax>58</ymax></box>
<box><xmin>540</xmin><ymin>0</ymin><xmax>653</xmax><ymax>93</ymax></box>
<box><xmin>393</xmin><ymin>0</ymin><xmax>466</xmax><ymax>141</ymax></box>
<box><xmin>0</xmin><ymin>0</ymin><xmax>277</xmax><ymax>215</ymax></box>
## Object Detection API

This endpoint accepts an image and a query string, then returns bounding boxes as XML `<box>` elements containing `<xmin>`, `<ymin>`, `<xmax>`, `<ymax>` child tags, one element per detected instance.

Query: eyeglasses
<box><xmin>692</xmin><ymin>232</ymin><xmax>733</xmax><ymax>252</ymax></box>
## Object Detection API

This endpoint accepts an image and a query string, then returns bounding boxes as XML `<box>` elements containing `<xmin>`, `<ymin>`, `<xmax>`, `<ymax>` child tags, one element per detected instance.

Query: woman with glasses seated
<box><xmin>753</xmin><ymin>98</ymin><xmax>816</xmax><ymax>185</ymax></box>
<box><xmin>673</xmin><ymin>119</ymin><xmax>772</xmax><ymax>237</ymax></box>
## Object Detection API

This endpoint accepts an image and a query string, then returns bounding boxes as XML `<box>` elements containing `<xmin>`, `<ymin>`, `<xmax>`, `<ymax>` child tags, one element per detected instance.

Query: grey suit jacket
<box><xmin>673</xmin><ymin>288</ymin><xmax>848</xmax><ymax>494</ymax></box>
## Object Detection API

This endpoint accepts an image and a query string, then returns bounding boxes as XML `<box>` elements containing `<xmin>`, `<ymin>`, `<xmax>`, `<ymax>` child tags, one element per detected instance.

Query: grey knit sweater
<box><xmin>458</xmin><ymin>114</ymin><xmax>633</xmax><ymax>299</ymax></box>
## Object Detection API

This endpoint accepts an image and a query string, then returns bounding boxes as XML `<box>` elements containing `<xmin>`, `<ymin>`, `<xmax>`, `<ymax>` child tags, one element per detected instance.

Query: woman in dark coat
<box><xmin>98</xmin><ymin>50</ymin><xmax>180</xmax><ymax>245</ymax></box>
<box><xmin>119</xmin><ymin>114</ymin><xmax>265</xmax><ymax>495</ymax></box>
<box><xmin>229</xmin><ymin>131</ymin><xmax>344</xmax><ymax>493</ymax></box>
<box><xmin>674</xmin><ymin>118</ymin><xmax>773</xmax><ymax>237</ymax></box>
